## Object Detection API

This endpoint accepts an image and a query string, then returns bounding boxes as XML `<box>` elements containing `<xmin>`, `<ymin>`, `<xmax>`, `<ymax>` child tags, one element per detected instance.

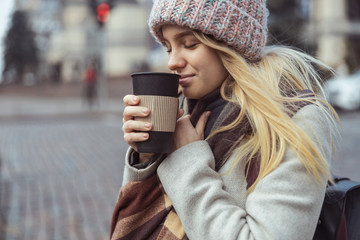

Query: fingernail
<box><xmin>143</xmin><ymin>133</ymin><xmax>149</xmax><ymax>139</ymax></box>
<box><xmin>144</xmin><ymin>123</ymin><xmax>151</xmax><ymax>129</ymax></box>
<box><xmin>133</xmin><ymin>96</ymin><xmax>138</xmax><ymax>102</ymax></box>
<box><xmin>142</xmin><ymin>108</ymin><xmax>149</xmax><ymax>114</ymax></box>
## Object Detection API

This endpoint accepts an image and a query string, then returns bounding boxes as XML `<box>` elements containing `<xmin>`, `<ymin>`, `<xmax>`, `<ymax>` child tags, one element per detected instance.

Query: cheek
<box><xmin>203</xmin><ymin>49</ymin><xmax>226</xmax><ymax>76</ymax></box>
<box><xmin>204</xmin><ymin>58</ymin><xmax>227</xmax><ymax>86</ymax></box>
<box><xmin>190</xmin><ymin>46</ymin><xmax>227</xmax><ymax>92</ymax></box>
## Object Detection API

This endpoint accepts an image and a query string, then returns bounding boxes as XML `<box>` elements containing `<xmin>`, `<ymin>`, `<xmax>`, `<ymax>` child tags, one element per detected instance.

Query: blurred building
<box><xmin>307</xmin><ymin>0</ymin><xmax>360</xmax><ymax>73</ymax></box>
<box><xmin>13</xmin><ymin>0</ymin><xmax>154</xmax><ymax>83</ymax></box>
<box><xmin>14</xmin><ymin>0</ymin><xmax>62</xmax><ymax>83</ymax></box>
<box><xmin>49</xmin><ymin>0</ymin><xmax>152</xmax><ymax>82</ymax></box>
<box><xmin>105</xmin><ymin>1</ymin><xmax>150</xmax><ymax>78</ymax></box>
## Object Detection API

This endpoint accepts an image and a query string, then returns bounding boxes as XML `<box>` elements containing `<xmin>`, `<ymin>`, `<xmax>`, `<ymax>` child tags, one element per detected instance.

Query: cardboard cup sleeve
<box><xmin>135</xmin><ymin>95</ymin><xmax>178</xmax><ymax>132</ymax></box>
<box><xmin>131</xmin><ymin>72</ymin><xmax>180</xmax><ymax>153</ymax></box>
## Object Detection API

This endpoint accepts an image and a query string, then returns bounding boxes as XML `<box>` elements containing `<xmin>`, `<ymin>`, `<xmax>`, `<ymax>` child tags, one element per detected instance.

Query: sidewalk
<box><xmin>0</xmin><ymin>95</ymin><xmax>124</xmax><ymax>117</ymax></box>
<box><xmin>0</xmin><ymin>79</ymin><xmax>132</xmax><ymax>118</ymax></box>
<box><xmin>0</xmin><ymin>81</ymin><xmax>132</xmax><ymax>240</ymax></box>
<box><xmin>0</xmin><ymin>113</ymin><xmax>126</xmax><ymax>240</ymax></box>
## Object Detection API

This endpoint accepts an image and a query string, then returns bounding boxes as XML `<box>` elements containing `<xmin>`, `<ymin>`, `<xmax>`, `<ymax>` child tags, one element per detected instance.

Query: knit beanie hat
<box><xmin>149</xmin><ymin>0</ymin><xmax>269</xmax><ymax>62</ymax></box>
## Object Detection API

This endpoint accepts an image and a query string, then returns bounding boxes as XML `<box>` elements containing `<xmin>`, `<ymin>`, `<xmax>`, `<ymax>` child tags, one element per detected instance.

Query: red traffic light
<box><xmin>96</xmin><ymin>3</ymin><xmax>110</xmax><ymax>23</ymax></box>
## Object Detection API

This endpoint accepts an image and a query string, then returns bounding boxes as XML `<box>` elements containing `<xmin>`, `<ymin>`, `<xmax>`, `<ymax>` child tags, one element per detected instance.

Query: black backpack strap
<box><xmin>314</xmin><ymin>177</ymin><xmax>360</xmax><ymax>240</ymax></box>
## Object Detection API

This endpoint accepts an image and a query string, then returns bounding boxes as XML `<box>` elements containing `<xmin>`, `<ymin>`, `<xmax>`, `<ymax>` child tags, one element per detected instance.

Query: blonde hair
<box><xmin>193</xmin><ymin>32</ymin><xmax>340</xmax><ymax>193</ymax></box>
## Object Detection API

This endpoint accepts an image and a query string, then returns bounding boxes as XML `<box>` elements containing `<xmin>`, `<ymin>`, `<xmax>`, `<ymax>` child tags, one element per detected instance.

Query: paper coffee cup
<box><xmin>131</xmin><ymin>72</ymin><xmax>180</xmax><ymax>153</ymax></box>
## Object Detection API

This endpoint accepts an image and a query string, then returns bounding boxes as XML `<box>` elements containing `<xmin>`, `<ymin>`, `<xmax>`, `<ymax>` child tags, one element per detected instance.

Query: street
<box><xmin>0</xmin><ymin>82</ymin><xmax>129</xmax><ymax>240</ymax></box>
<box><xmin>0</xmin><ymin>112</ymin><xmax>127</xmax><ymax>240</ymax></box>
<box><xmin>331</xmin><ymin>110</ymin><xmax>360</xmax><ymax>181</ymax></box>
<box><xmin>0</xmin><ymin>84</ymin><xmax>359</xmax><ymax>240</ymax></box>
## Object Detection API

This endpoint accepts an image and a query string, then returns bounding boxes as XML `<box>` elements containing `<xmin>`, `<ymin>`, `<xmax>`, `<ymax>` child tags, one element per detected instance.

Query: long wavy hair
<box><xmin>193</xmin><ymin>31</ymin><xmax>340</xmax><ymax>193</ymax></box>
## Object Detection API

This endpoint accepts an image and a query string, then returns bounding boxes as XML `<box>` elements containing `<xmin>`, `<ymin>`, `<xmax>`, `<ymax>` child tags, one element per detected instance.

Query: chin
<box><xmin>183</xmin><ymin>91</ymin><xmax>200</xmax><ymax>99</ymax></box>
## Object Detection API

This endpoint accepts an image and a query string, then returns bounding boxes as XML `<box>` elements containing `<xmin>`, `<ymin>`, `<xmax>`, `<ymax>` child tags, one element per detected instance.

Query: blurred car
<box><xmin>324</xmin><ymin>70</ymin><xmax>360</xmax><ymax>111</ymax></box>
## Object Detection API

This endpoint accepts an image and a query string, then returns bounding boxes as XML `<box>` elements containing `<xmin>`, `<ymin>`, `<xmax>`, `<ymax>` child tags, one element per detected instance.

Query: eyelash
<box><xmin>166</xmin><ymin>43</ymin><xmax>198</xmax><ymax>53</ymax></box>
<box><xmin>184</xmin><ymin>43</ymin><xmax>197</xmax><ymax>49</ymax></box>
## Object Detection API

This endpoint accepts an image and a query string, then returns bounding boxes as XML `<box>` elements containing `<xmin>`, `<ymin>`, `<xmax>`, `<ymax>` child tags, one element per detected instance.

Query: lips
<box><xmin>179</xmin><ymin>74</ymin><xmax>195</xmax><ymax>86</ymax></box>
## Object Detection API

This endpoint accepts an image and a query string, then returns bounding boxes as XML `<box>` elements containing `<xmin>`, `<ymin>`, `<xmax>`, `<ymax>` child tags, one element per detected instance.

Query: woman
<box><xmin>110</xmin><ymin>1</ymin><xmax>340</xmax><ymax>239</ymax></box>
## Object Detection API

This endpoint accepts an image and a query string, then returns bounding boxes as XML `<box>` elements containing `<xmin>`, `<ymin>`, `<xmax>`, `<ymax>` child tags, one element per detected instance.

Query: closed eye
<box><xmin>184</xmin><ymin>43</ymin><xmax>198</xmax><ymax>49</ymax></box>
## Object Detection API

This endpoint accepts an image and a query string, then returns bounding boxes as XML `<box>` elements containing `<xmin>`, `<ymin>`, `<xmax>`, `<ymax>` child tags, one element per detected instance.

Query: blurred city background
<box><xmin>0</xmin><ymin>0</ymin><xmax>359</xmax><ymax>239</ymax></box>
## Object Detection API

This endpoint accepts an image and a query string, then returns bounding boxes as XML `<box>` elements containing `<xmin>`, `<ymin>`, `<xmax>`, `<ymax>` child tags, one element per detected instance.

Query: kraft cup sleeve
<box><xmin>135</xmin><ymin>95</ymin><xmax>179</xmax><ymax>132</ymax></box>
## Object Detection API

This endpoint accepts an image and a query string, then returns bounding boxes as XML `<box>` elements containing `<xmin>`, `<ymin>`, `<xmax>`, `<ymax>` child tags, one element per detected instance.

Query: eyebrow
<box><xmin>163</xmin><ymin>30</ymin><xmax>195</xmax><ymax>42</ymax></box>
<box><xmin>174</xmin><ymin>30</ymin><xmax>194</xmax><ymax>39</ymax></box>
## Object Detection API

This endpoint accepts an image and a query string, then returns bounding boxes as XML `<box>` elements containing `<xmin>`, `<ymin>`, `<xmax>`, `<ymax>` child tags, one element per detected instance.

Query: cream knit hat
<box><xmin>148</xmin><ymin>0</ymin><xmax>269</xmax><ymax>62</ymax></box>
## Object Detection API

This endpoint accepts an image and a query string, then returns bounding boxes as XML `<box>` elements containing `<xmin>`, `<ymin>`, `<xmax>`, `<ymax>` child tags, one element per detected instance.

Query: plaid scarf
<box><xmin>110</xmin><ymin>89</ymin><xmax>314</xmax><ymax>240</ymax></box>
<box><xmin>110</xmin><ymin>174</ymin><xmax>184</xmax><ymax>240</ymax></box>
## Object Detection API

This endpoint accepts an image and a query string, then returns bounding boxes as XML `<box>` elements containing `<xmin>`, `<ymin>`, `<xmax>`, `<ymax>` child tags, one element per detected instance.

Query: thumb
<box><xmin>195</xmin><ymin>111</ymin><xmax>211</xmax><ymax>137</ymax></box>
<box><xmin>177</xmin><ymin>108</ymin><xmax>185</xmax><ymax>120</ymax></box>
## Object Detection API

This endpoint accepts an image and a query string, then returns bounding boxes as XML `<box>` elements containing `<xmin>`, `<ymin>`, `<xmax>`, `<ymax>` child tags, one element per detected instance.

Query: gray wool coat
<box><xmin>122</xmin><ymin>104</ymin><xmax>339</xmax><ymax>240</ymax></box>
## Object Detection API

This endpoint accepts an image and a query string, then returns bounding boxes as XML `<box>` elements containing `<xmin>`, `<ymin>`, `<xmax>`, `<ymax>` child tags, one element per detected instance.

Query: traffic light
<box><xmin>89</xmin><ymin>0</ymin><xmax>113</xmax><ymax>28</ymax></box>
<box><xmin>96</xmin><ymin>2</ymin><xmax>110</xmax><ymax>25</ymax></box>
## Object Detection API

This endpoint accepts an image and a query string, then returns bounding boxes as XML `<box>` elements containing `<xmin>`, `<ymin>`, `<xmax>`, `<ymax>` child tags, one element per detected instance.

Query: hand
<box><xmin>122</xmin><ymin>95</ymin><xmax>185</xmax><ymax>163</ymax></box>
<box><xmin>173</xmin><ymin>111</ymin><xmax>211</xmax><ymax>151</ymax></box>
<box><xmin>122</xmin><ymin>94</ymin><xmax>154</xmax><ymax>162</ymax></box>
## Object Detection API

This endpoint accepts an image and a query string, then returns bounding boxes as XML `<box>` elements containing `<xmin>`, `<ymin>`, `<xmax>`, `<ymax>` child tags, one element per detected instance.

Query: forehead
<box><xmin>161</xmin><ymin>24</ymin><xmax>194</xmax><ymax>41</ymax></box>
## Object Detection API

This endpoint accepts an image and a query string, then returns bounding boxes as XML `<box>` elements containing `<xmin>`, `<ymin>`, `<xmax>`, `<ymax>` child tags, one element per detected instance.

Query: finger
<box><xmin>176</xmin><ymin>114</ymin><xmax>191</xmax><ymax>125</ymax></box>
<box><xmin>123</xmin><ymin>95</ymin><xmax>140</xmax><ymax>106</ymax></box>
<box><xmin>195</xmin><ymin>111</ymin><xmax>211</xmax><ymax>137</ymax></box>
<box><xmin>172</xmin><ymin>114</ymin><xmax>199</xmax><ymax>151</ymax></box>
<box><xmin>123</xmin><ymin>106</ymin><xmax>150</xmax><ymax>122</ymax></box>
<box><xmin>122</xmin><ymin>120</ymin><xmax>152</xmax><ymax>133</ymax></box>
<box><xmin>177</xmin><ymin>109</ymin><xmax>185</xmax><ymax>119</ymax></box>
<box><xmin>124</xmin><ymin>132</ymin><xmax>149</xmax><ymax>145</ymax></box>
<box><xmin>176</xmin><ymin>114</ymin><xmax>194</xmax><ymax>131</ymax></box>
<box><xmin>179</xmin><ymin>113</ymin><xmax>190</xmax><ymax>120</ymax></box>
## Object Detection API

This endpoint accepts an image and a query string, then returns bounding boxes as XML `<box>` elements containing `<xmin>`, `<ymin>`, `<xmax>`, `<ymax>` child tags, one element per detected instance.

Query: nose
<box><xmin>167</xmin><ymin>51</ymin><xmax>186</xmax><ymax>71</ymax></box>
